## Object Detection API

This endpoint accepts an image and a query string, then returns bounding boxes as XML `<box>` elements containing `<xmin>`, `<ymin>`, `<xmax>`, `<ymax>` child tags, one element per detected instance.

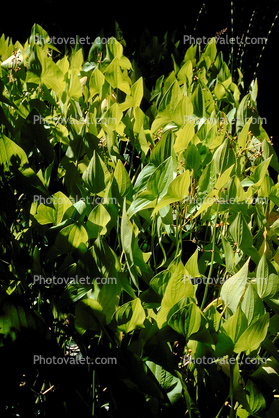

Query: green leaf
<box><xmin>167</xmin><ymin>303</ymin><xmax>202</xmax><ymax>338</ymax></box>
<box><xmin>156</xmin><ymin>263</ymin><xmax>195</xmax><ymax>328</ymax></box>
<box><xmin>221</xmin><ymin>236</ymin><xmax>236</xmax><ymax>275</ymax></box>
<box><xmin>0</xmin><ymin>301</ymin><xmax>49</xmax><ymax>347</ymax></box>
<box><xmin>237</xmin><ymin>117</ymin><xmax>252</xmax><ymax>150</ymax></box>
<box><xmin>121</xmin><ymin>201</ymin><xmax>139</xmax><ymax>288</ymax></box>
<box><xmin>75</xmin><ymin>298</ymin><xmax>106</xmax><ymax>332</ymax></box>
<box><xmin>0</xmin><ymin>133</ymin><xmax>29</xmax><ymax>170</ymax></box>
<box><xmin>47</xmin><ymin>223</ymin><xmax>88</xmax><ymax>259</ymax></box>
<box><xmin>86</xmin><ymin>204</ymin><xmax>111</xmax><ymax>239</ymax></box>
<box><xmin>191</xmin><ymin>84</ymin><xmax>205</xmax><ymax>118</ymax></box>
<box><xmin>229</xmin><ymin>212</ymin><xmax>260</xmax><ymax>263</ymax></box>
<box><xmin>244</xmin><ymin>379</ymin><xmax>266</xmax><ymax>414</ymax></box>
<box><xmin>193</xmin><ymin>164</ymin><xmax>234</xmax><ymax>218</ymax></box>
<box><xmin>34</xmin><ymin>192</ymin><xmax>73</xmax><ymax>225</ymax></box>
<box><xmin>113</xmin><ymin>298</ymin><xmax>145</xmax><ymax>333</ymax></box>
<box><xmin>147</xmin><ymin>157</ymin><xmax>175</xmax><ymax>200</ymax></box>
<box><xmin>130</xmin><ymin>77</ymin><xmax>143</xmax><ymax>108</ymax></box>
<box><xmin>184</xmin><ymin>144</ymin><xmax>200</xmax><ymax>172</ymax></box>
<box><xmin>146</xmin><ymin>361</ymin><xmax>183</xmax><ymax>404</ymax></box>
<box><xmin>159</xmin><ymin>79</ymin><xmax>183</xmax><ymax>114</ymax></box>
<box><xmin>256</xmin><ymin>254</ymin><xmax>279</xmax><ymax>299</ymax></box>
<box><xmin>240</xmin><ymin>283</ymin><xmax>265</xmax><ymax>325</ymax></box>
<box><xmin>152</xmin><ymin>170</ymin><xmax>191</xmax><ymax>215</ymax></box>
<box><xmin>220</xmin><ymin>260</ymin><xmax>249</xmax><ymax>314</ymax></box>
<box><xmin>234</xmin><ymin>313</ymin><xmax>270</xmax><ymax>355</ymax></box>
<box><xmin>103</xmin><ymin>57</ymin><xmax>130</xmax><ymax>94</ymax></box>
<box><xmin>89</xmin><ymin>67</ymin><xmax>105</xmax><ymax>97</ymax></box>
<box><xmin>82</xmin><ymin>150</ymin><xmax>107</xmax><ymax>194</ymax></box>
<box><xmin>26</xmin><ymin>45</ymin><xmax>64</xmax><ymax>97</ymax></box>
<box><xmin>215</xmin><ymin>307</ymin><xmax>248</xmax><ymax>357</ymax></box>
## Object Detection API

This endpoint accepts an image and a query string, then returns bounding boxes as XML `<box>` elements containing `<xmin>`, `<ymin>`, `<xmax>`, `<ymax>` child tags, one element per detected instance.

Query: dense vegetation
<box><xmin>1</xmin><ymin>24</ymin><xmax>279</xmax><ymax>417</ymax></box>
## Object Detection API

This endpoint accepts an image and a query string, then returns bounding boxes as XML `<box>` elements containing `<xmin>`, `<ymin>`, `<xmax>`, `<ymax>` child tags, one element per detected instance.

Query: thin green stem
<box><xmin>91</xmin><ymin>367</ymin><xmax>96</xmax><ymax>416</ymax></box>
<box><xmin>229</xmin><ymin>363</ymin><xmax>235</xmax><ymax>418</ymax></box>
<box><xmin>215</xmin><ymin>396</ymin><xmax>229</xmax><ymax>418</ymax></box>
<box><xmin>151</xmin><ymin>214</ymin><xmax>157</xmax><ymax>271</ymax></box>
<box><xmin>229</xmin><ymin>1</ymin><xmax>234</xmax><ymax>74</ymax></box>
<box><xmin>201</xmin><ymin>204</ymin><xmax>220</xmax><ymax>311</ymax></box>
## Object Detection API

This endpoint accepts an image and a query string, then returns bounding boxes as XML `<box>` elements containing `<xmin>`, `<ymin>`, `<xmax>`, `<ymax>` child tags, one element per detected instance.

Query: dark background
<box><xmin>1</xmin><ymin>0</ymin><xmax>278</xmax><ymax>150</ymax></box>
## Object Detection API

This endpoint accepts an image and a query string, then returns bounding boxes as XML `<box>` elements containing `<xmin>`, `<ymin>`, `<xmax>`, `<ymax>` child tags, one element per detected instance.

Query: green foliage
<box><xmin>1</xmin><ymin>23</ymin><xmax>279</xmax><ymax>417</ymax></box>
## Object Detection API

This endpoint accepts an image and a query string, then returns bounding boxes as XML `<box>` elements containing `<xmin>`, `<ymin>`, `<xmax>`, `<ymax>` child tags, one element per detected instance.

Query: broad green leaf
<box><xmin>234</xmin><ymin>313</ymin><xmax>270</xmax><ymax>355</ymax></box>
<box><xmin>86</xmin><ymin>204</ymin><xmax>111</xmax><ymax>239</ymax></box>
<box><xmin>220</xmin><ymin>260</ymin><xmax>249</xmax><ymax>314</ymax></box>
<box><xmin>89</xmin><ymin>67</ymin><xmax>105</xmax><ymax>97</ymax></box>
<box><xmin>34</xmin><ymin>192</ymin><xmax>73</xmax><ymax>225</ymax></box>
<box><xmin>147</xmin><ymin>157</ymin><xmax>175</xmax><ymax>200</ymax></box>
<box><xmin>241</xmin><ymin>283</ymin><xmax>265</xmax><ymax>325</ymax></box>
<box><xmin>221</xmin><ymin>235</ymin><xmax>236</xmax><ymax>275</ymax></box>
<box><xmin>213</xmin><ymin>137</ymin><xmax>235</xmax><ymax>176</ymax></box>
<box><xmin>47</xmin><ymin>223</ymin><xmax>88</xmax><ymax>259</ymax></box>
<box><xmin>113</xmin><ymin>298</ymin><xmax>145</xmax><ymax>333</ymax></box>
<box><xmin>252</xmin><ymin>357</ymin><xmax>279</xmax><ymax>392</ymax></box>
<box><xmin>229</xmin><ymin>212</ymin><xmax>260</xmax><ymax>263</ymax></box>
<box><xmin>26</xmin><ymin>45</ymin><xmax>64</xmax><ymax>97</ymax></box>
<box><xmin>82</xmin><ymin>150</ymin><xmax>108</xmax><ymax>193</ymax></box>
<box><xmin>202</xmin><ymin>37</ymin><xmax>217</xmax><ymax>63</ymax></box>
<box><xmin>127</xmin><ymin>190</ymin><xmax>157</xmax><ymax>217</ymax></box>
<box><xmin>237</xmin><ymin>117</ymin><xmax>252</xmax><ymax>150</ymax></box>
<box><xmin>146</xmin><ymin>362</ymin><xmax>183</xmax><ymax>404</ymax></box>
<box><xmin>70</xmin><ymin>48</ymin><xmax>83</xmax><ymax>72</ymax></box>
<box><xmin>130</xmin><ymin>77</ymin><xmax>143</xmax><ymax>108</ymax></box>
<box><xmin>0</xmin><ymin>134</ymin><xmax>48</xmax><ymax>194</ymax></box>
<box><xmin>0</xmin><ymin>133</ymin><xmax>29</xmax><ymax>169</ymax></box>
<box><xmin>193</xmin><ymin>164</ymin><xmax>234</xmax><ymax>218</ymax></box>
<box><xmin>215</xmin><ymin>307</ymin><xmax>248</xmax><ymax>357</ymax></box>
<box><xmin>150</xmin><ymin>130</ymin><xmax>175</xmax><ymax>166</ymax></box>
<box><xmin>113</xmin><ymin>159</ymin><xmax>132</xmax><ymax>197</ymax></box>
<box><xmin>174</xmin><ymin>121</ymin><xmax>195</xmax><ymax>153</ymax></box>
<box><xmin>177</xmin><ymin>61</ymin><xmax>193</xmax><ymax>87</ymax></box>
<box><xmin>152</xmin><ymin>170</ymin><xmax>191</xmax><ymax>215</ymax></box>
<box><xmin>244</xmin><ymin>379</ymin><xmax>266</xmax><ymax>414</ymax></box>
<box><xmin>191</xmin><ymin>84</ymin><xmax>205</xmax><ymax>118</ymax></box>
<box><xmin>0</xmin><ymin>301</ymin><xmax>49</xmax><ymax>346</ymax></box>
<box><xmin>159</xmin><ymin>79</ymin><xmax>183</xmax><ymax>114</ymax></box>
<box><xmin>75</xmin><ymin>298</ymin><xmax>106</xmax><ymax>332</ymax></box>
<box><xmin>97</xmin><ymin>279</ymin><xmax>122</xmax><ymax>323</ymax></box>
<box><xmin>157</xmin><ymin>263</ymin><xmax>195</xmax><ymax>328</ymax></box>
<box><xmin>149</xmin><ymin>270</ymin><xmax>172</xmax><ymax>298</ymax></box>
<box><xmin>184</xmin><ymin>143</ymin><xmax>200</xmax><ymax>172</ymax></box>
<box><xmin>121</xmin><ymin>201</ymin><xmax>139</xmax><ymax>287</ymax></box>
<box><xmin>256</xmin><ymin>254</ymin><xmax>279</xmax><ymax>299</ymax></box>
<box><xmin>236</xmin><ymin>94</ymin><xmax>250</xmax><ymax>133</ymax></box>
<box><xmin>103</xmin><ymin>57</ymin><xmax>130</xmax><ymax>94</ymax></box>
<box><xmin>167</xmin><ymin>303</ymin><xmax>202</xmax><ymax>338</ymax></box>
<box><xmin>172</xmin><ymin>94</ymin><xmax>193</xmax><ymax>126</ymax></box>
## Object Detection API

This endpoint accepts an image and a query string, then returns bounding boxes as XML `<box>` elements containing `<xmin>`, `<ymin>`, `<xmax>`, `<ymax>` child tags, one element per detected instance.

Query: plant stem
<box><xmin>230</xmin><ymin>1</ymin><xmax>234</xmax><ymax>74</ymax></box>
<box><xmin>91</xmin><ymin>366</ymin><xmax>96</xmax><ymax>416</ymax></box>
<box><xmin>229</xmin><ymin>363</ymin><xmax>235</xmax><ymax>418</ymax></box>
<box><xmin>151</xmin><ymin>214</ymin><xmax>157</xmax><ymax>270</ymax></box>
<box><xmin>201</xmin><ymin>204</ymin><xmax>220</xmax><ymax>311</ymax></box>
